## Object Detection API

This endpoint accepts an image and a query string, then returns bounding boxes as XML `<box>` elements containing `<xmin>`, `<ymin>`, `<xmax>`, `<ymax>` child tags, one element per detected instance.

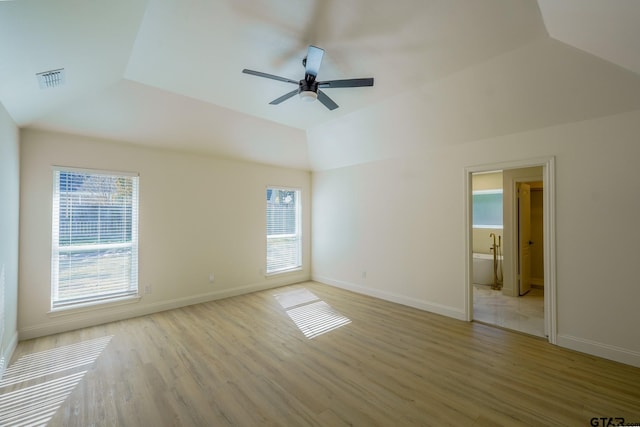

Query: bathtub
<box><xmin>472</xmin><ymin>253</ymin><xmax>502</xmax><ymax>285</ymax></box>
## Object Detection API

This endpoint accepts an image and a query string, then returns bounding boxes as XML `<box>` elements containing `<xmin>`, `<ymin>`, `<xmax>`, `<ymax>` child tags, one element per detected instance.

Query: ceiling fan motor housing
<box><xmin>299</xmin><ymin>79</ymin><xmax>318</xmax><ymax>93</ymax></box>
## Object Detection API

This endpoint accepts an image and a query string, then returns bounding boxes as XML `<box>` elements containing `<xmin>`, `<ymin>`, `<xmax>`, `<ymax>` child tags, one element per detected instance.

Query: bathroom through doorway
<box><xmin>465</xmin><ymin>158</ymin><xmax>556</xmax><ymax>343</ymax></box>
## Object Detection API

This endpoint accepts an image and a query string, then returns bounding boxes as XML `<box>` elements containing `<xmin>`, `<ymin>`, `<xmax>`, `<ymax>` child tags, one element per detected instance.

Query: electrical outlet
<box><xmin>208</xmin><ymin>273</ymin><xmax>215</xmax><ymax>283</ymax></box>
<box><xmin>362</xmin><ymin>271</ymin><xmax>367</xmax><ymax>279</ymax></box>
<box><xmin>144</xmin><ymin>284</ymin><xmax>152</xmax><ymax>294</ymax></box>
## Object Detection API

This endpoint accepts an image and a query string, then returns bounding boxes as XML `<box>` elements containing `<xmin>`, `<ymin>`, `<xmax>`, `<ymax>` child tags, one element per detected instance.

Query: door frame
<box><xmin>464</xmin><ymin>156</ymin><xmax>556</xmax><ymax>344</ymax></box>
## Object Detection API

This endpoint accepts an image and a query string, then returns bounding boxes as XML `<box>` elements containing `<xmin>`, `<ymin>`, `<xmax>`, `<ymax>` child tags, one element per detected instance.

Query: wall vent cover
<box><xmin>36</xmin><ymin>68</ymin><xmax>65</xmax><ymax>89</ymax></box>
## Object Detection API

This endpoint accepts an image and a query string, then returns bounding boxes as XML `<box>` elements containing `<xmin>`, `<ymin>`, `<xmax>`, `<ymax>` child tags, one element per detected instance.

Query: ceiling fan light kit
<box><xmin>299</xmin><ymin>91</ymin><xmax>318</xmax><ymax>102</ymax></box>
<box><xmin>242</xmin><ymin>45</ymin><xmax>374</xmax><ymax>110</ymax></box>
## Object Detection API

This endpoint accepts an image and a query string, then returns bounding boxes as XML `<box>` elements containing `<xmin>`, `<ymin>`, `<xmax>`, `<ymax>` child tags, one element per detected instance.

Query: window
<box><xmin>266</xmin><ymin>187</ymin><xmax>301</xmax><ymax>274</ymax></box>
<box><xmin>51</xmin><ymin>168</ymin><xmax>139</xmax><ymax>309</ymax></box>
<box><xmin>472</xmin><ymin>189</ymin><xmax>503</xmax><ymax>228</ymax></box>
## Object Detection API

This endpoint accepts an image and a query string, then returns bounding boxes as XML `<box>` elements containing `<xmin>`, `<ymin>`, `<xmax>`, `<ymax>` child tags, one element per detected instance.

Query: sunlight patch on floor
<box><xmin>274</xmin><ymin>288</ymin><xmax>319</xmax><ymax>309</ymax></box>
<box><xmin>0</xmin><ymin>371</ymin><xmax>87</xmax><ymax>427</ymax></box>
<box><xmin>0</xmin><ymin>335</ymin><xmax>112</xmax><ymax>427</ymax></box>
<box><xmin>274</xmin><ymin>289</ymin><xmax>351</xmax><ymax>339</ymax></box>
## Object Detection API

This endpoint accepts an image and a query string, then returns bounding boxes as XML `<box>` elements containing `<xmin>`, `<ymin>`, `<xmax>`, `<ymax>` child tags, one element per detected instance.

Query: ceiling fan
<box><xmin>242</xmin><ymin>45</ymin><xmax>374</xmax><ymax>110</ymax></box>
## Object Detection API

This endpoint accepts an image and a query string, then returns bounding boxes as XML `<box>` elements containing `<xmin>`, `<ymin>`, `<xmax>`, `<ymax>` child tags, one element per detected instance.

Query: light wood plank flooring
<box><xmin>2</xmin><ymin>281</ymin><xmax>639</xmax><ymax>426</ymax></box>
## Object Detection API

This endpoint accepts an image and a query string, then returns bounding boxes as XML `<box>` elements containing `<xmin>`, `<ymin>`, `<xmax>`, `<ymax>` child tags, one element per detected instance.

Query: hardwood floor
<box><xmin>2</xmin><ymin>281</ymin><xmax>639</xmax><ymax>426</ymax></box>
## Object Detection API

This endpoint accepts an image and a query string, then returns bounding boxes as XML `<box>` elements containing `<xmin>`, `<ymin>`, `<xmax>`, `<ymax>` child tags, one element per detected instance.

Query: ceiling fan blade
<box><xmin>242</xmin><ymin>69</ymin><xmax>298</xmax><ymax>85</ymax></box>
<box><xmin>318</xmin><ymin>78</ymin><xmax>374</xmax><ymax>88</ymax></box>
<box><xmin>317</xmin><ymin>90</ymin><xmax>338</xmax><ymax>110</ymax></box>
<box><xmin>305</xmin><ymin>45</ymin><xmax>324</xmax><ymax>78</ymax></box>
<box><xmin>269</xmin><ymin>89</ymin><xmax>299</xmax><ymax>105</ymax></box>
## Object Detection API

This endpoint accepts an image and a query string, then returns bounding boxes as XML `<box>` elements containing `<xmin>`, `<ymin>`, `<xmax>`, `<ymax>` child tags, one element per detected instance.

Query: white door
<box><xmin>518</xmin><ymin>183</ymin><xmax>532</xmax><ymax>295</ymax></box>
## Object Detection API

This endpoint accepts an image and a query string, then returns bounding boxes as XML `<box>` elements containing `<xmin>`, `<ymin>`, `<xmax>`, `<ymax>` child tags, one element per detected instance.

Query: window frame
<box><xmin>265</xmin><ymin>186</ymin><xmax>302</xmax><ymax>276</ymax></box>
<box><xmin>51</xmin><ymin>166</ymin><xmax>140</xmax><ymax>311</ymax></box>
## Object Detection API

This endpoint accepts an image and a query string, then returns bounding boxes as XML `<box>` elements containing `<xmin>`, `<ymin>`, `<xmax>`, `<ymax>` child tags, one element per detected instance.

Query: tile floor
<box><xmin>473</xmin><ymin>284</ymin><xmax>545</xmax><ymax>338</ymax></box>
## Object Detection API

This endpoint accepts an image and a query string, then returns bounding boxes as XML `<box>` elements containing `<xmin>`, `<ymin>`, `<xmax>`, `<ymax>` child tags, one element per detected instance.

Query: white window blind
<box><xmin>266</xmin><ymin>188</ymin><xmax>301</xmax><ymax>274</ymax></box>
<box><xmin>51</xmin><ymin>168</ymin><xmax>139</xmax><ymax>309</ymax></box>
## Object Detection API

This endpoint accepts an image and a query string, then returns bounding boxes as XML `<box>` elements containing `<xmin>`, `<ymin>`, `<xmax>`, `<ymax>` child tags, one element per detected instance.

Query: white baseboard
<box><xmin>312</xmin><ymin>275</ymin><xmax>466</xmax><ymax>321</ymax></box>
<box><xmin>19</xmin><ymin>273</ymin><xmax>310</xmax><ymax>340</ymax></box>
<box><xmin>0</xmin><ymin>330</ymin><xmax>18</xmax><ymax>380</ymax></box>
<box><xmin>312</xmin><ymin>276</ymin><xmax>640</xmax><ymax>368</ymax></box>
<box><xmin>557</xmin><ymin>334</ymin><xmax>640</xmax><ymax>368</ymax></box>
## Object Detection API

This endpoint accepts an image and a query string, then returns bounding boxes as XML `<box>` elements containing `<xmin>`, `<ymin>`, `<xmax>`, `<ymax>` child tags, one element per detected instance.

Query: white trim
<box><xmin>543</xmin><ymin>157</ymin><xmax>557</xmax><ymax>343</ymax></box>
<box><xmin>464</xmin><ymin>171</ymin><xmax>473</xmax><ymax>321</ymax></box>
<box><xmin>465</xmin><ymin>156</ymin><xmax>555</xmax><ymax>172</ymax></box>
<box><xmin>18</xmin><ymin>273</ymin><xmax>310</xmax><ymax>341</ymax></box>
<box><xmin>313</xmin><ymin>275</ymin><xmax>466</xmax><ymax>321</ymax></box>
<box><xmin>52</xmin><ymin>165</ymin><xmax>139</xmax><ymax>177</ymax></box>
<box><xmin>48</xmin><ymin>295</ymin><xmax>141</xmax><ymax>316</ymax></box>
<box><xmin>59</xmin><ymin>242</ymin><xmax>133</xmax><ymax>252</ymax></box>
<box><xmin>0</xmin><ymin>331</ymin><xmax>18</xmax><ymax>381</ymax></box>
<box><xmin>265</xmin><ymin>266</ymin><xmax>303</xmax><ymax>277</ymax></box>
<box><xmin>464</xmin><ymin>156</ymin><xmax>557</xmax><ymax>344</ymax></box>
<box><xmin>266</xmin><ymin>185</ymin><xmax>303</xmax><ymax>191</ymax></box>
<box><xmin>557</xmin><ymin>334</ymin><xmax>640</xmax><ymax>368</ymax></box>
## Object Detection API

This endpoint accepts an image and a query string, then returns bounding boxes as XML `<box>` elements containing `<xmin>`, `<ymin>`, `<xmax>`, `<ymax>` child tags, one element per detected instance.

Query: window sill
<box><xmin>265</xmin><ymin>266</ymin><xmax>303</xmax><ymax>277</ymax></box>
<box><xmin>48</xmin><ymin>295</ymin><xmax>141</xmax><ymax>317</ymax></box>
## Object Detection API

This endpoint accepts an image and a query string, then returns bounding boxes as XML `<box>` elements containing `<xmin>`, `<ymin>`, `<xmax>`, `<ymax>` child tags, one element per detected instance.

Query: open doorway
<box><xmin>465</xmin><ymin>158</ymin><xmax>556</xmax><ymax>343</ymax></box>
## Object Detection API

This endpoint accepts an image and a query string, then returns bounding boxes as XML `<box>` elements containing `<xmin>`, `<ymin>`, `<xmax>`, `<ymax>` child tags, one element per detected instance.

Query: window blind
<box><xmin>51</xmin><ymin>168</ymin><xmax>139</xmax><ymax>309</ymax></box>
<box><xmin>266</xmin><ymin>188</ymin><xmax>301</xmax><ymax>274</ymax></box>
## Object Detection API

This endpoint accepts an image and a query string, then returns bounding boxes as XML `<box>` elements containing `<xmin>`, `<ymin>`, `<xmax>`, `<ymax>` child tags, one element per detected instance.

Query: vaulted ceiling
<box><xmin>1</xmin><ymin>0</ymin><xmax>639</xmax><ymax>170</ymax></box>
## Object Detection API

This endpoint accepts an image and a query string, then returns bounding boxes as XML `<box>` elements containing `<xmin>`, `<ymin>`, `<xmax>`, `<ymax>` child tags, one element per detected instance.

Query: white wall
<box><xmin>0</xmin><ymin>101</ymin><xmax>19</xmax><ymax>374</ymax></box>
<box><xmin>313</xmin><ymin>110</ymin><xmax>640</xmax><ymax>367</ymax></box>
<box><xmin>310</xmin><ymin>36</ymin><xmax>640</xmax><ymax>367</ymax></box>
<box><xmin>19</xmin><ymin>129</ymin><xmax>311</xmax><ymax>339</ymax></box>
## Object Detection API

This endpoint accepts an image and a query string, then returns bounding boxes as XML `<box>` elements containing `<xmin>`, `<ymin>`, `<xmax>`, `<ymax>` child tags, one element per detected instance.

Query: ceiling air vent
<box><xmin>36</xmin><ymin>68</ymin><xmax>65</xmax><ymax>89</ymax></box>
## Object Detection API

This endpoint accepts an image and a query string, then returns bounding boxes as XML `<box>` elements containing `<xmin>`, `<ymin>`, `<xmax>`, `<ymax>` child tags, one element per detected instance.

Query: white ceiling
<box><xmin>1</xmin><ymin>0</ymin><xmax>639</xmax><ymax>169</ymax></box>
<box><xmin>537</xmin><ymin>0</ymin><xmax>640</xmax><ymax>75</ymax></box>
